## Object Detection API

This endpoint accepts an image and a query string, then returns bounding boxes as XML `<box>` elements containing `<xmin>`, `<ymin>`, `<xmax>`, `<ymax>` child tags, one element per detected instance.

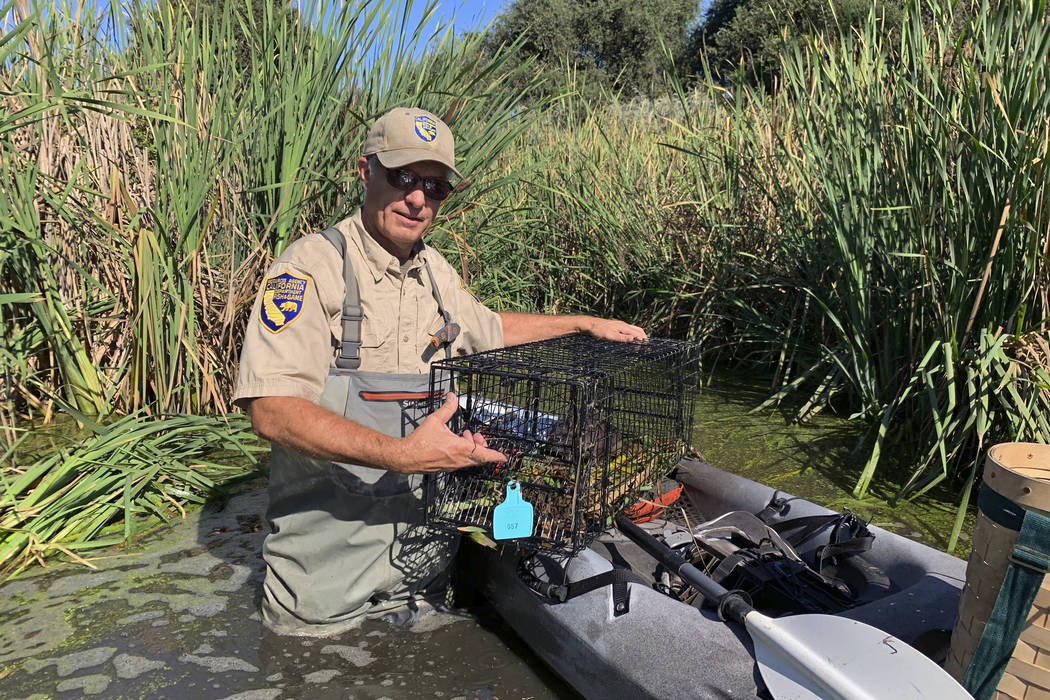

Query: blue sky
<box><xmin>386</xmin><ymin>0</ymin><xmax>512</xmax><ymax>41</ymax></box>
<box><xmin>417</xmin><ymin>0</ymin><xmax>508</xmax><ymax>35</ymax></box>
<box><xmin>78</xmin><ymin>0</ymin><xmax>509</xmax><ymax>37</ymax></box>
<box><xmin>72</xmin><ymin>0</ymin><xmax>510</xmax><ymax>62</ymax></box>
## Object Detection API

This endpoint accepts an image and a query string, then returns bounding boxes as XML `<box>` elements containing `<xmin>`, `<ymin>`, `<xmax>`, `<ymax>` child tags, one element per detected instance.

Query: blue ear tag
<box><xmin>492</xmin><ymin>481</ymin><xmax>533</xmax><ymax>540</ymax></box>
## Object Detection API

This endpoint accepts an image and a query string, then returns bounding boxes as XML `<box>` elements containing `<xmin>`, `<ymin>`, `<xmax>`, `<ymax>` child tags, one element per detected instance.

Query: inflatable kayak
<box><xmin>459</xmin><ymin>458</ymin><xmax>967</xmax><ymax>699</ymax></box>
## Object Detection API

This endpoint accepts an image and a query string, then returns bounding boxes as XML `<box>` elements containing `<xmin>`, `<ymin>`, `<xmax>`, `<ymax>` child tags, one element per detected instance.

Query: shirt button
<box><xmin>403</xmin><ymin>335</ymin><xmax>409</xmax><ymax>343</ymax></box>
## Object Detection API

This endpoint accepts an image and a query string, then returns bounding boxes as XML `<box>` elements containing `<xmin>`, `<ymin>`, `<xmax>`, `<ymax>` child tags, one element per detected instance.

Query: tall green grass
<box><xmin>1</xmin><ymin>0</ymin><xmax>540</xmax><ymax>418</ymax></box>
<box><xmin>685</xmin><ymin>0</ymin><xmax>1049</xmax><ymax>550</ymax></box>
<box><xmin>449</xmin><ymin>1</ymin><xmax>1048</xmax><ymax>553</ymax></box>
<box><xmin>0</xmin><ymin>0</ymin><xmax>543</xmax><ymax>574</ymax></box>
<box><xmin>1</xmin><ymin>0</ymin><xmax>1047</xmax><ymax>570</ymax></box>
<box><xmin>438</xmin><ymin>91</ymin><xmax>734</xmax><ymax>340</ymax></box>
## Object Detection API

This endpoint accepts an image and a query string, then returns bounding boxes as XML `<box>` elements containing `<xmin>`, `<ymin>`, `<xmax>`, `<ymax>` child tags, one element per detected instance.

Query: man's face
<box><xmin>358</xmin><ymin>156</ymin><xmax>449</xmax><ymax>259</ymax></box>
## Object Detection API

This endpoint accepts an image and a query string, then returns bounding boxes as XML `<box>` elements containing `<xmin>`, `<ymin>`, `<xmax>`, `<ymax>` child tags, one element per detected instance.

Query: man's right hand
<box><xmin>393</xmin><ymin>392</ymin><xmax>506</xmax><ymax>473</ymax></box>
<box><xmin>247</xmin><ymin>393</ymin><xmax>505</xmax><ymax>475</ymax></box>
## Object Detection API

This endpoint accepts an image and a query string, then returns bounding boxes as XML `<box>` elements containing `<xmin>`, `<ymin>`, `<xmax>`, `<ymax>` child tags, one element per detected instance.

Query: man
<box><xmin>234</xmin><ymin>107</ymin><xmax>646</xmax><ymax>636</ymax></box>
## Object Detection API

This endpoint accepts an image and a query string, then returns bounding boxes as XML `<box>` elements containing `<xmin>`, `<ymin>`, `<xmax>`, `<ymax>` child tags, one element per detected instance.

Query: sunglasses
<box><xmin>382</xmin><ymin>165</ymin><xmax>453</xmax><ymax>202</ymax></box>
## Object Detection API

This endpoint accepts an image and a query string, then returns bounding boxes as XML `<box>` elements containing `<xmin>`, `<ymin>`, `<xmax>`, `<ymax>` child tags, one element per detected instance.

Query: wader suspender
<box><xmin>963</xmin><ymin>484</ymin><xmax>1050</xmax><ymax>700</ymax></box>
<box><xmin>320</xmin><ymin>228</ymin><xmax>456</xmax><ymax>368</ymax></box>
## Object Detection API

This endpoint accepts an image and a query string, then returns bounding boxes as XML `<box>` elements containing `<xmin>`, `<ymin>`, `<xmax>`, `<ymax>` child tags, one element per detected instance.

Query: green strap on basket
<box><xmin>962</xmin><ymin>484</ymin><xmax>1050</xmax><ymax>700</ymax></box>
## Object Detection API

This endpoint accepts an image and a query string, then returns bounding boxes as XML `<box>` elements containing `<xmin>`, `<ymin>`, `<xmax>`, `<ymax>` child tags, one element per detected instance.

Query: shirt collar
<box><xmin>348</xmin><ymin>210</ymin><xmax>428</xmax><ymax>282</ymax></box>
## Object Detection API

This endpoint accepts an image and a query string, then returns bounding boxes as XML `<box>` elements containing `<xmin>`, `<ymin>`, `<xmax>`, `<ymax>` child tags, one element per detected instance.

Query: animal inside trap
<box><xmin>424</xmin><ymin>334</ymin><xmax>701</xmax><ymax>555</ymax></box>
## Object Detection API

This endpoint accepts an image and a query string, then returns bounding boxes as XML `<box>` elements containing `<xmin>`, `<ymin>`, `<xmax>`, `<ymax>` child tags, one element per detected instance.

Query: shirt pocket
<box><xmin>361</xmin><ymin>319</ymin><xmax>392</xmax><ymax>349</ymax></box>
<box><xmin>357</xmin><ymin>318</ymin><xmax>393</xmax><ymax>368</ymax></box>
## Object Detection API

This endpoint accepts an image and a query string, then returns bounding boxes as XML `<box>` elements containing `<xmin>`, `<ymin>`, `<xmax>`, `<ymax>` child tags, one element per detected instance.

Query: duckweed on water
<box><xmin>692</xmin><ymin>375</ymin><xmax>975</xmax><ymax>557</ymax></box>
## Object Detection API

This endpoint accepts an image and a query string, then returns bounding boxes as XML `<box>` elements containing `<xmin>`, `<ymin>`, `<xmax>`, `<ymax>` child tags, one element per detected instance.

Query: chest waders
<box><xmin>261</xmin><ymin>229</ymin><xmax>457</xmax><ymax>635</ymax></box>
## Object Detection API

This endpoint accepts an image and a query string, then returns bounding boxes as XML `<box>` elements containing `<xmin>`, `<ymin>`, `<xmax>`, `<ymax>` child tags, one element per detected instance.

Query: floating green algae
<box><xmin>691</xmin><ymin>375</ymin><xmax>975</xmax><ymax>557</ymax></box>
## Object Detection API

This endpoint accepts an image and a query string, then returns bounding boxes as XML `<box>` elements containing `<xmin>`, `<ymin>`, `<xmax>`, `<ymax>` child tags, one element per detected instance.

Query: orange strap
<box><xmin>359</xmin><ymin>390</ymin><xmax>443</xmax><ymax>401</ymax></box>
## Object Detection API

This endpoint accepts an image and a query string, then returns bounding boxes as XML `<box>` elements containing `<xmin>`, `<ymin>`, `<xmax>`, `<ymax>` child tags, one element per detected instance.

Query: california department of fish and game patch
<box><xmin>259</xmin><ymin>272</ymin><xmax>309</xmax><ymax>333</ymax></box>
<box><xmin>414</xmin><ymin>115</ymin><xmax>437</xmax><ymax>142</ymax></box>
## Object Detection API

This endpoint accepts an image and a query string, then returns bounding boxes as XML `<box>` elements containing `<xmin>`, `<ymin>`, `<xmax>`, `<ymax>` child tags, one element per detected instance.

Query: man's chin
<box><xmin>394</xmin><ymin>226</ymin><xmax>425</xmax><ymax>242</ymax></box>
<box><xmin>394</xmin><ymin>221</ymin><xmax>428</xmax><ymax>239</ymax></box>
<box><xmin>384</xmin><ymin>228</ymin><xmax>427</xmax><ymax>255</ymax></box>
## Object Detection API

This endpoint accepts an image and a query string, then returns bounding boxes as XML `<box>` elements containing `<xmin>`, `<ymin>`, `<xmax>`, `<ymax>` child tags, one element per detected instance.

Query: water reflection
<box><xmin>253</xmin><ymin>608</ymin><xmax>579</xmax><ymax>699</ymax></box>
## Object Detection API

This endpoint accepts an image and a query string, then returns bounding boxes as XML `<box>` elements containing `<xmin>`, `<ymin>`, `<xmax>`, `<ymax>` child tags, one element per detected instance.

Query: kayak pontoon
<box><xmin>461</xmin><ymin>459</ymin><xmax>967</xmax><ymax>700</ymax></box>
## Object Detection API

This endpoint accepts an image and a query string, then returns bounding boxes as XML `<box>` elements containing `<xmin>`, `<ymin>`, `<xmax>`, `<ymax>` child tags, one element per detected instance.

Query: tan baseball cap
<box><xmin>363</xmin><ymin>107</ymin><xmax>460</xmax><ymax>178</ymax></box>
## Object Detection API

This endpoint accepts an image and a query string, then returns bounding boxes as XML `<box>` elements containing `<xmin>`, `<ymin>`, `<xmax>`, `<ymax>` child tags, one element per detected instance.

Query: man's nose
<box><xmin>403</xmin><ymin>184</ymin><xmax>427</xmax><ymax>208</ymax></box>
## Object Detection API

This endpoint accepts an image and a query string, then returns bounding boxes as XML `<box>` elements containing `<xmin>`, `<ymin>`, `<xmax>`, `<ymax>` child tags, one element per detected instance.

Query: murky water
<box><xmin>0</xmin><ymin>485</ymin><xmax>579</xmax><ymax>699</ymax></box>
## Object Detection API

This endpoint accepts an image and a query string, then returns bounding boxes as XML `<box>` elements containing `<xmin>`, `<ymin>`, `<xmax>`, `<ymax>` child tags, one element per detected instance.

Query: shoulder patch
<box><xmin>459</xmin><ymin>278</ymin><xmax>482</xmax><ymax>304</ymax></box>
<box><xmin>260</xmin><ymin>272</ymin><xmax>309</xmax><ymax>333</ymax></box>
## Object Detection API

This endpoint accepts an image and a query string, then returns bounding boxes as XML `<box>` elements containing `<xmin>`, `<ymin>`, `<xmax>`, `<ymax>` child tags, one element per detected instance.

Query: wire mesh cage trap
<box><xmin>425</xmin><ymin>334</ymin><xmax>701</xmax><ymax>556</ymax></box>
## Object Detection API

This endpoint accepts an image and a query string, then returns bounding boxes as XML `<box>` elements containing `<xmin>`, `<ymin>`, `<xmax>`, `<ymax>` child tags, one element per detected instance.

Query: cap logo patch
<box><xmin>260</xmin><ymin>272</ymin><xmax>308</xmax><ymax>333</ymax></box>
<box><xmin>414</xmin><ymin>115</ymin><xmax>437</xmax><ymax>142</ymax></box>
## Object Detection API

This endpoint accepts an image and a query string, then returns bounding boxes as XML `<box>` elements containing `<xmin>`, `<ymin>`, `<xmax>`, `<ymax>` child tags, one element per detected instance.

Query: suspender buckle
<box><xmin>342</xmin><ymin>304</ymin><xmax>363</xmax><ymax>322</ymax></box>
<box><xmin>335</xmin><ymin>355</ymin><xmax>361</xmax><ymax>370</ymax></box>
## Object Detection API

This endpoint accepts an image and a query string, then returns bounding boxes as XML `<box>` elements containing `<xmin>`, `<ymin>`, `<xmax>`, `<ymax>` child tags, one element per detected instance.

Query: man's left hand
<box><xmin>498</xmin><ymin>312</ymin><xmax>648</xmax><ymax>346</ymax></box>
<box><xmin>583</xmin><ymin>318</ymin><xmax>648</xmax><ymax>342</ymax></box>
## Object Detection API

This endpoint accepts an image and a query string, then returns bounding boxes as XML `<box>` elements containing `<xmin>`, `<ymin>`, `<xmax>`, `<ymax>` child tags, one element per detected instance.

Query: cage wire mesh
<box><xmin>425</xmin><ymin>335</ymin><xmax>701</xmax><ymax>555</ymax></box>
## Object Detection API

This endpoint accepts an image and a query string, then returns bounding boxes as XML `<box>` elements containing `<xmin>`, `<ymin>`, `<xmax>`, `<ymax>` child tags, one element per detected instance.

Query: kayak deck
<box><xmin>462</xmin><ymin>459</ymin><xmax>967</xmax><ymax>699</ymax></box>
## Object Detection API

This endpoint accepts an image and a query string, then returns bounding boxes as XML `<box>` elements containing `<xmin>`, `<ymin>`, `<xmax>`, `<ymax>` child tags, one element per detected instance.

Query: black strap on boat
<box><xmin>710</xmin><ymin>541</ymin><xmax>784</xmax><ymax>585</ymax></box>
<box><xmin>561</xmin><ymin>567</ymin><xmax>640</xmax><ymax>616</ymax></box>
<box><xmin>756</xmin><ymin>494</ymin><xmax>874</xmax><ymax>573</ymax></box>
<box><xmin>518</xmin><ymin>557</ymin><xmax>643</xmax><ymax>617</ymax></box>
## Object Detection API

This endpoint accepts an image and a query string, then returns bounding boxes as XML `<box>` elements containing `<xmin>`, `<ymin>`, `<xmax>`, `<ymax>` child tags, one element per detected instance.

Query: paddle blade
<box><xmin>746</xmin><ymin>612</ymin><xmax>972</xmax><ymax>700</ymax></box>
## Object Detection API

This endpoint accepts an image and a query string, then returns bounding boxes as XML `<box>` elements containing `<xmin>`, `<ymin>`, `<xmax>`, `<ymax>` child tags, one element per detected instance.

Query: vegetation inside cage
<box><xmin>425</xmin><ymin>335</ymin><xmax>702</xmax><ymax>554</ymax></box>
<box><xmin>434</xmin><ymin>437</ymin><xmax>681</xmax><ymax>541</ymax></box>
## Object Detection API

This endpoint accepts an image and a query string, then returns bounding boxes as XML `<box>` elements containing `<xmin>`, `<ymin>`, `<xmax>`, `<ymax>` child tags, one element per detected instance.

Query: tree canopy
<box><xmin>483</xmin><ymin>0</ymin><xmax>701</xmax><ymax>101</ymax></box>
<box><xmin>689</xmin><ymin>0</ymin><xmax>905</xmax><ymax>89</ymax></box>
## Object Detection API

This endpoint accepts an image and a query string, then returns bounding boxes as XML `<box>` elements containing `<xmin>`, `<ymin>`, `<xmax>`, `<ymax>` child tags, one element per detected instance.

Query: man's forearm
<box><xmin>249</xmin><ymin>396</ymin><xmax>403</xmax><ymax>469</ymax></box>
<box><xmin>246</xmin><ymin>394</ymin><xmax>505</xmax><ymax>474</ymax></box>
<box><xmin>498</xmin><ymin>312</ymin><xmax>648</xmax><ymax>346</ymax></box>
<box><xmin>498</xmin><ymin>312</ymin><xmax>588</xmax><ymax>346</ymax></box>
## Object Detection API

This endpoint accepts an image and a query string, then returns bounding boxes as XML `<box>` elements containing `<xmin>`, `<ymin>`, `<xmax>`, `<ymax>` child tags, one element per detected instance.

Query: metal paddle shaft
<box><xmin>614</xmin><ymin>515</ymin><xmax>972</xmax><ymax>700</ymax></box>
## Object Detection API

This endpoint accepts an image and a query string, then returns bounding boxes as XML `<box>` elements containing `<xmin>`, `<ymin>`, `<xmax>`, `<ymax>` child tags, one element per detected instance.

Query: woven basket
<box><xmin>945</xmin><ymin>442</ymin><xmax>1050</xmax><ymax>699</ymax></box>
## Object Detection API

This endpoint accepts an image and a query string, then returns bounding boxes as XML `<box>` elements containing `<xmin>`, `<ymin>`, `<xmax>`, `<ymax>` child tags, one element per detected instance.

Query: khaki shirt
<box><xmin>233</xmin><ymin>211</ymin><xmax>503</xmax><ymax>406</ymax></box>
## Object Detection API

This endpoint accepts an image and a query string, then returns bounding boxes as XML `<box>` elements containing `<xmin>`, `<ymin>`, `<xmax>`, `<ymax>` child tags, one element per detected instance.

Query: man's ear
<box><xmin>356</xmin><ymin>156</ymin><xmax>370</xmax><ymax>188</ymax></box>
